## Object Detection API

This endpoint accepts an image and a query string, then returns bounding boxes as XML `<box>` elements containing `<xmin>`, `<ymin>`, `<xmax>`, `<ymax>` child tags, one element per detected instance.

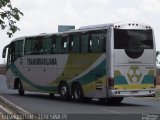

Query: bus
<box><xmin>2</xmin><ymin>22</ymin><xmax>156</xmax><ymax>103</ymax></box>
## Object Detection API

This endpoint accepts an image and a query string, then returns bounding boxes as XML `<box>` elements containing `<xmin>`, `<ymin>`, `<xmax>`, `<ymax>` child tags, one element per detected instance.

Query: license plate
<box><xmin>131</xmin><ymin>91</ymin><xmax>138</xmax><ymax>94</ymax></box>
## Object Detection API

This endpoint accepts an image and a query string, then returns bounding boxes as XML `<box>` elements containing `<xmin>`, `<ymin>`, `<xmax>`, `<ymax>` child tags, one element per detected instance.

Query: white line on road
<box><xmin>98</xmin><ymin>107</ymin><xmax>121</xmax><ymax>114</ymax></box>
<box><xmin>0</xmin><ymin>95</ymin><xmax>30</xmax><ymax>114</ymax></box>
<box><xmin>0</xmin><ymin>95</ymin><xmax>41</xmax><ymax>120</ymax></box>
<box><xmin>0</xmin><ymin>104</ymin><xmax>12</xmax><ymax>114</ymax></box>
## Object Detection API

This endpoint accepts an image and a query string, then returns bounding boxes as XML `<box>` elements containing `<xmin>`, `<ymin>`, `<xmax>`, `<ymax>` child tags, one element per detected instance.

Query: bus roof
<box><xmin>79</xmin><ymin>23</ymin><xmax>113</xmax><ymax>30</ymax></box>
<box><xmin>10</xmin><ymin>22</ymin><xmax>152</xmax><ymax>43</ymax></box>
<box><xmin>79</xmin><ymin>22</ymin><xmax>152</xmax><ymax>30</ymax></box>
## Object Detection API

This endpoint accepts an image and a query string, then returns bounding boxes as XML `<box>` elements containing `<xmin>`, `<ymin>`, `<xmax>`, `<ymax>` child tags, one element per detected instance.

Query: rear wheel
<box><xmin>72</xmin><ymin>83</ymin><xmax>84</xmax><ymax>102</ymax></box>
<box><xmin>99</xmin><ymin>98</ymin><xmax>107</xmax><ymax>104</ymax></box>
<box><xmin>18</xmin><ymin>81</ymin><xmax>24</xmax><ymax>96</ymax></box>
<box><xmin>49</xmin><ymin>93</ymin><xmax>54</xmax><ymax>98</ymax></box>
<box><xmin>59</xmin><ymin>82</ymin><xmax>70</xmax><ymax>100</ymax></box>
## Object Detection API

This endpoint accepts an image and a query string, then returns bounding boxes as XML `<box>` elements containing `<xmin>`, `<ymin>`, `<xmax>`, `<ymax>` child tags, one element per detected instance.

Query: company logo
<box><xmin>127</xmin><ymin>66</ymin><xmax>142</xmax><ymax>83</ymax></box>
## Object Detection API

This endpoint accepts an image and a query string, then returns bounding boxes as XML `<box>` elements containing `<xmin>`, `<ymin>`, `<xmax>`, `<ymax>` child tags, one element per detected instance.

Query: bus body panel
<box><xmin>3</xmin><ymin>22</ymin><xmax>157</xmax><ymax>101</ymax></box>
<box><xmin>110</xmin><ymin>22</ymin><xmax>156</xmax><ymax>97</ymax></box>
<box><xmin>6</xmin><ymin>53</ymin><xmax>107</xmax><ymax>98</ymax></box>
<box><xmin>114</xmin><ymin>49</ymin><xmax>154</xmax><ymax>64</ymax></box>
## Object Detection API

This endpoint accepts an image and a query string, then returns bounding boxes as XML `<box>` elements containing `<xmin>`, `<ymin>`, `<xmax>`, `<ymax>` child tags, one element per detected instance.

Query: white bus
<box><xmin>2</xmin><ymin>22</ymin><xmax>156</xmax><ymax>103</ymax></box>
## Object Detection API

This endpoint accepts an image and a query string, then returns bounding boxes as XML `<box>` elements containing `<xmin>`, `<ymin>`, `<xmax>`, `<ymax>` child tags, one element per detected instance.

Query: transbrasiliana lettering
<box><xmin>27</xmin><ymin>58</ymin><xmax>57</xmax><ymax>65</ymax></box>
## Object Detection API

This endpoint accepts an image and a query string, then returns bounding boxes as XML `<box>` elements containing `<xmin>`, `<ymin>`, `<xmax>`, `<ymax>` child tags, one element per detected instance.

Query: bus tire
<box><xmin>49</xmin><ymin>93</ymin><xmax>55</xmax><ymax>98</ymax></box>
<box><xmin>72</xmin><ymin>83</ymin><xmax>84</xmax><ymax>102</ymax></box>
<box><xmin>18</xmin><ymin>81</ymin><xmax>24</xmax><ymax>96</ymax></box>
<box><xmin>107</xmin><ymin>97</ymin><xmax>123</xmax><ymax>104</ymax></box>
<box><xmin>99</xmin><ymin>98</ymin><xmax>107</xmax><ymax>104</ymax></box>
<box><xmin>59</xmin><ymin>82</ymin><xmax>70</xmax><ymax>100</ymax></box>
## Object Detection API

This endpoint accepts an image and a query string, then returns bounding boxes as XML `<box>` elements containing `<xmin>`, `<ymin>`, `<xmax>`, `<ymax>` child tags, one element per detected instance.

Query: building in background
<box><xmin>58</xmin><ymin>25</ymin><xmax>75</xmax><ymax>32</ymax></box>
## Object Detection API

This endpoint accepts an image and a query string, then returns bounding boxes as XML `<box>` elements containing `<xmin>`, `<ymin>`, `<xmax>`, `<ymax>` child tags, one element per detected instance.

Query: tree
<box><xmin>0</xmin><ymin>0</ymin><xmax>23</xmax><ymax>37</ymax></box>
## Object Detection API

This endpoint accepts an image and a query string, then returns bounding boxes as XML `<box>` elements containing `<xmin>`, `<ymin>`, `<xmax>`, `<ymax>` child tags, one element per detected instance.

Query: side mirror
<box><xmin>2</xmin><ymin>45</ymin><xmax>9</xmax><ymax>58</ymax></box>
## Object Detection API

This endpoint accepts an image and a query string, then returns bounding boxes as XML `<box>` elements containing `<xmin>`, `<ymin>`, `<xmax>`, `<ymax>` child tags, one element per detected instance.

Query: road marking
<box><xmin>0</xmin><ymin>95</ymin><xmax>30</xmax><ymax>114</ymax></box>
<box><xmin>0</xmin><ymin>104</ymin><xmax>12</xmax><ymax>114</ymax></box>
<box><xmin>99</xmin><ymin>107</ymin><xmax>121</xmax><ymax>114</ymax></box>
<box><xmin>0</xmin><ymin>95</ymin><xmax>41</xmax><ymax>120</ymax></box>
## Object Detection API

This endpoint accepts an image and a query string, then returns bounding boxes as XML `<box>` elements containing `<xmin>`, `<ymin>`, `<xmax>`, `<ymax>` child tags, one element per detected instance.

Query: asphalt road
<box><xmin>0</xmin><ymin>75</ymin><xmax>160</xmax><ymax>120</ymax></box>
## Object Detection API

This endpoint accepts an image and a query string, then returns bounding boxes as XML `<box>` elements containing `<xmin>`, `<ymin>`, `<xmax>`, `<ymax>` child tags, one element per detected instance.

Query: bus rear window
<box><xmin>114</xmin><ymin>29</ymin><xmax>153</xmax><ymax>49</ymax></box>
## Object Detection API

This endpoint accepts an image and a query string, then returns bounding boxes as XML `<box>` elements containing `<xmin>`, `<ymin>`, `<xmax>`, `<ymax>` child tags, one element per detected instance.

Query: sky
<box><xmin>0</xmin><ymin>0</ymin><xmax>160</xmax><ymax>64</ymax></box>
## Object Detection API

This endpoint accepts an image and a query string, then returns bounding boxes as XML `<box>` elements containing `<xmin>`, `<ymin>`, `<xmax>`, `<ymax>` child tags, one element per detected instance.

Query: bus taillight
<box><xmin>108</xmin><ymin>77</ymin><xmax>114</xmax><ymax>86</ymax></box>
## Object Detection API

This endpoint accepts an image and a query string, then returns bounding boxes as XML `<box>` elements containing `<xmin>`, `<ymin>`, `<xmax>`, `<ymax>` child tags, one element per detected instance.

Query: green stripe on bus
<box><xmin>53</xmin><ymin>53</ymin><xmax>102</xmax><ymax>83</ymax></box>
<box><xmin>78</xmin><ymin>59</ymin><xmax>106</xmax><ymax>85</ymax></box>
<box><xmin>141</xmin><ymin>75</ymin><xmax>154</xmax><ymax>84</ymax></box>
<box><xmin>10</xmin><ymin>64</ymin><xmax>57</xmax><ymax>92</ymax></box>
<box><xmin>114</xmin><ymin>76</ymin><xmax>128</xmax><ymax>84</ymax></box>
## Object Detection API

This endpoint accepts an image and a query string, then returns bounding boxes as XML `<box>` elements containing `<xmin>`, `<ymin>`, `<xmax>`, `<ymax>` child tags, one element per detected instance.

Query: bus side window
<box><xmin>81</xmin><ymin>32</ymin><xmax>89</xmax><ymax>53</ymax></box>
<box><xmin>51</xmin><ymin>36</ymin><xmax>57</xmax><ymax>54</ymax></box>
<box><xmin>56</xmin><ymin>36</ymin><xmax>61</xmax><ymax>54</ymax></box>
<box><xmin>15</xmin><ymin>40</ymin><xmax>23</xmax><ymax>58</ymax></box>
<box><xmin>7</xmin><ymin>45</ymin><xmax>12</xmax><ymax>66</ymax></box>
<box><xmin>24</xmin><ymin>38</ymin><xmax>35</xmax><ymax>55</ymax></box>
<box><xmin>92</xmin><ymin>33</ymin><xmax>99</xmax><ymax>52</ymax></box>
<box><xmin>89</xmin><ymin>34</ymin><xmax>92</xmax><ymax>53</ymax></box>
<box><xmin>7</xmin><ymin>40</ymin><xmax>23</xmax><ymax>64</ymax></box>
<box><xmin>69</xmin><ymin>33</ymin><xmax>80</xmax><ymax>53</ymax></box>
<box><xmin>91</xmin><ymin>30</ymin><xmax>106</xmax><ymax>53</ymax></box>
<box><xmin>10</xmin><ymin>42</ymin><xmax>15</xmax><ymax>62</ymax></box>
<box><xmin>60</xmin><ymin>35</ymin><xmax>69</xmax><ymax>53</ymax></box>
<box><xmin>34</xmin><ymin>37</ymin><xmax>43</xmax><ymax>54</ymax></box>
<box><xmin>103</xmin><ymin>36</ymin><xmax>106</xmax><ymax>52</ymax></box>
<box><xmin>42</xmin><ymin>36</ymin><xmax>53</xmax><ymax>54</ymax></box>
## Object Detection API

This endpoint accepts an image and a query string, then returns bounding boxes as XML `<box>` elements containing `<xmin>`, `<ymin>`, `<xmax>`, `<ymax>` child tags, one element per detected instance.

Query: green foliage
<box><xmin>156</xmin><ymin>89</ymin><xmax>160</xmax><ymax>97</ymax></box>
<box><xmin>0</xmin><ymin>0</ymin><xmax>23</xmax><ymax>37</ymax></box>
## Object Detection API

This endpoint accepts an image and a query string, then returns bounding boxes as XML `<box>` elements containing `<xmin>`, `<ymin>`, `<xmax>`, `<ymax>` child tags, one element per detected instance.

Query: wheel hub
<box><xmin>61</xmin><ymin>86</ymin><xmax>67</xmax><ymax>95</ymax></box>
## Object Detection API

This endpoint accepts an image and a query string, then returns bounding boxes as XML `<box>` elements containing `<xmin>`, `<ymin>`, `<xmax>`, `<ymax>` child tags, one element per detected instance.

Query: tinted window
<box><xmin>15</xmin><ymin>40</ymin><xmax>23</xmax><ymax>58</ymax></box>
<box><xmin>51</xmin><ymin>36</ymin><xmax>57</xmax><ymax>54</ymax></box>
<box><xmin>24</xmin><ymin>30</ymin><xmax>107</xmax><ymax>55</ymax></box>
<box><xmin>56</xmin><ymin>35</ymin><xmax>69</xmax><ymax>54</ymax></box>
<box><xmin>81</xmin><ymin>30</ymin><xmax>106</xmax><ymax>53</ymax></box>
<box><xmin>34</xmin><ymin>37</ymin><xmax>43</xmax><ymax>54</ymax></box>
<box><xmin>81</xmin><ymin>32</ymin><xmax>89</xmax><ymax>53</ymax></box>
<box><xmin>7</xmin><ymin>40</ymin><xmax>23</xmax><ymax>65</ymax></box>
<box><xmin>91</xmin><ymin>31</ymin><xmax>106</xmax><ymax>52</ymax></box>
<box><xmin>69</xmin><ymin>33</ymin><xmax>80</xmax><ymax>53</ymax></box>
<box><xmin>61</xmin><ymin>36</ymin><xmax>69</xmax><ymax>53</ymax></box>
<box><xmin>42</xmin><ymin>36</ymin><xmax>53</xmax><ymax>54</ymax></box>
<box><xmin>24</xmin><ymin>38</ymin><xmax>35</xmax><ymax>55</ymax></box>
<box><xmin>114</xmin><ymin>29</ymin><xmax>153</xmax><ymax>49</ymax></box>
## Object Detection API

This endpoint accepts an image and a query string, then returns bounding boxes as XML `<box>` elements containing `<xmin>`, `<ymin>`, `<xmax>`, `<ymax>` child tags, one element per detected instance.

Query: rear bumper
<box><xmin>108</xmin><ymin>89</ymin><xmax>156</xmax><ymax>97</ymax></box>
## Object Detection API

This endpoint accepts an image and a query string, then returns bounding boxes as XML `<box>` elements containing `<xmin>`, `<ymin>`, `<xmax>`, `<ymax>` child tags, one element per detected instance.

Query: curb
<box><xmin>0</xmin><ymin>95</ymin><xmax>39</xmax><ymax>120</ymax></box>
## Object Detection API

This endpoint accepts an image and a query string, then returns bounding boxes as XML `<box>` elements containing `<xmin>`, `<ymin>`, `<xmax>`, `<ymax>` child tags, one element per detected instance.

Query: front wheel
<box><xmin>18</xmin><ymin>81</ymin><xmax>24</xmax><ymax>96</ymax></box>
